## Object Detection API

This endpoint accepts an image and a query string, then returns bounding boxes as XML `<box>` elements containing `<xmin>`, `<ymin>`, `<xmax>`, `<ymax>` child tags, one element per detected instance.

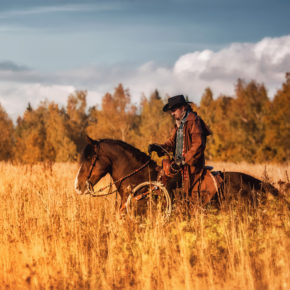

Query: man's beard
<box><xmin>175</xmin><ymin>110</ymin><xmax>186</xmax><ymax>127</ymax></box>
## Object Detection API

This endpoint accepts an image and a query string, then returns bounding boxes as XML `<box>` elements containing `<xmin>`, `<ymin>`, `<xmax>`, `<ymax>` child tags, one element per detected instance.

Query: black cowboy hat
<box><xmin>163</xmin><ymin>94</ymin><xmax>192</xmax><ymax>112</ymax></box>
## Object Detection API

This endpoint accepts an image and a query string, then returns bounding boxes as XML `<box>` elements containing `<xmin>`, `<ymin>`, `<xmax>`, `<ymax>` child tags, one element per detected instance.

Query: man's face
<box><xmin>170</xmin><ymin>105</ymin><xmax>186</xmax><ymax>120</ymax></box>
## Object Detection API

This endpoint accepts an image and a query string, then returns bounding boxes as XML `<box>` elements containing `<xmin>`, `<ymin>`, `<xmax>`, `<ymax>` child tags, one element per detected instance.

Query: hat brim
<box><xmin>162</xmin><ymin>101</ymin><xmax>192</xmax><ymax>112</ymax></box>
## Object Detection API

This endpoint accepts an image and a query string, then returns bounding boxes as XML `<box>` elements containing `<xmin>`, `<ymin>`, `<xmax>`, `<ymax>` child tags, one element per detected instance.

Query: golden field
<box><xmin>0</xmin><ymin>162</ymin><xmax>289</xmax><ymax>289</ymax></box>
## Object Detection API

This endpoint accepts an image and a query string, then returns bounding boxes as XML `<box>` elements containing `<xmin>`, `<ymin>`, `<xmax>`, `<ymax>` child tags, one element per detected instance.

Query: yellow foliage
<box><xmin>0</xmin><ymin>104</ymin><xmax>14</xmax><ymax>160</ymax></box>
<box><xmin>7</xmin><ymin>76</ymin><xmax>290</xmax><ymax>163</ymax></box>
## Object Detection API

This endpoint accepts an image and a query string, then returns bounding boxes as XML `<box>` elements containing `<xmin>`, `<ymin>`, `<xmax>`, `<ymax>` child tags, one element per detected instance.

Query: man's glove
<box><xmin>175</xmin><ymin>158</ymin><xmax>185</xmax><ymax>167</ymax></box>
<box><xmin>171</xmin><ymin>161</ymin><xmax>182</xmax><ymax>172</ymax></box>
<box><xmin>171</xmin><ymin>158</ymin><xmax>185</xmax><ymax>172</ymax></box>
<box><xmin>148</xmin><ymin>143</ymin><xmax>164</xmax><ymax>157</ymax></box>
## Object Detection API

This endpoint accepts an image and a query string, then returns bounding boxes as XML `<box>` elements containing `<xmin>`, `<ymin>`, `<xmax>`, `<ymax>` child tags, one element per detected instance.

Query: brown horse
<box><xmin>75</xmin><ymin>137</ymin><xmax>158</xmax><ymax>207</ymax></box>
<box><xmin>75</xmin><ymin>137</ymin><xmax>279</xmax><ymax>209</ymax></box>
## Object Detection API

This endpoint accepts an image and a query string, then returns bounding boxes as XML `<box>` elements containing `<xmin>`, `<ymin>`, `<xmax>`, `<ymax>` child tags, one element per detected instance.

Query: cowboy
<box><xmin>148</xmin><ymin>94</ymin><xmax>211</xmax><ymax>196</ymax></box>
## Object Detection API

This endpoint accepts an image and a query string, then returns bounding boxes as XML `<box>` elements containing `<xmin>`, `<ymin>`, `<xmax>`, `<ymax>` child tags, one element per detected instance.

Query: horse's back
<box><xmin>224</xmin><ymin>171</ymin><xmax>262</xmax><ymax>189</ymax></box>
<box><xmin>223</xmin><ymin>171</ymin><xmax>279</xmax><ymax>197</ymax></box>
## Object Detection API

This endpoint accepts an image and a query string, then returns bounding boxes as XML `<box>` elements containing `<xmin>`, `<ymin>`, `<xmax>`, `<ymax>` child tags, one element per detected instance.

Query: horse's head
<box><xmin>75</xmin><ymin>136</ymin><xmax>111</xmax><ymax>195</ymax></box>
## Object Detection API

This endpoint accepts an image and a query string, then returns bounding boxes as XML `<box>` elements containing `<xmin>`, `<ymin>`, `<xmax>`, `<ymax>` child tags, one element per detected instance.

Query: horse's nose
<box><xmin>75</xmin><ymin>167</ymin><xmax>86</xmax><ymax>194</ymax></box>
<box><xmin>75</xmin><ymin>184</ymin><xmax>83</xmax><ymax>195</ymax></box>
<box><xmin>75</xmin><ymin>181</ymin><xmax>89</xmax><ymax>195</ymax></box>
<box><xmin>74</xmin><ymin>176</ymin><xmax>84</xmax><ymax>195</ymax></box>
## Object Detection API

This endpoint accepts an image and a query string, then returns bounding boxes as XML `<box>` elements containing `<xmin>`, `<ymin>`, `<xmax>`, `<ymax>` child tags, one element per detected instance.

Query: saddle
<box><xmin>191</xmin><ymin>167</ymin><xmax>223</xmax><ymax>204</ymax></box>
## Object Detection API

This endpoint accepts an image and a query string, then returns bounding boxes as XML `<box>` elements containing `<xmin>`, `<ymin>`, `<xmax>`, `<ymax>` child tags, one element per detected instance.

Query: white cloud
<box><xmin>171</xmin><ymin>35</ymin><xmax>290</xmax><ymax>97</ymax></box>
<box><xmin>0</xmin><ymin>35</ymin><xmax>289</xmax><ymax>121</ymax></box>
<box><xmin>95</xmin><ymin>35</ymin><xmax>290</xmax><ymax>103</ymax></box>
<box><xmin>114</xmin><ymin>35</ymin><xmax>290</xmax><ymax>103</ymax></box>
<box><xmin>0</xmin><ymin>83</ymin><xmax>75</xmax><ymax>121</ymax></box>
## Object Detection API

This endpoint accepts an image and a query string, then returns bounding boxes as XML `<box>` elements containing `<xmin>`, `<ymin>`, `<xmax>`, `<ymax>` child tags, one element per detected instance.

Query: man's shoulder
<box><xmin>186</xmin><ymin>111</ymin><xmax>212</xmax><ymax>136</ymax></box>
<box><xmin>186</xmin><ymin>111</ymin><xmax>203</xmax><ymax>132</ymax></box>
<box><xmin>186</xmin><ymin>111</ymin><xmax>198</xmax><ymax>122</ymax></box>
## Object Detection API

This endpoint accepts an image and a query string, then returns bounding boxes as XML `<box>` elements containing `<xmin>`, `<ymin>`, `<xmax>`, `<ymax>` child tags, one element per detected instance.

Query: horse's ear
<box><xmin>86</xmin><ymin>135</ymin><xmax>94</xmax><ymax>144</ymax></box>
<box><xmin>87</xmin><ymin>135</ymin><xmax>99</xmax><ymax>152</ymax></box>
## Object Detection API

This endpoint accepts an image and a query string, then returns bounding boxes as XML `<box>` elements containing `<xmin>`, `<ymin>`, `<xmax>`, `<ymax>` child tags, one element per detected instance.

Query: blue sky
<box><xmin>0</xmin><ymin>0</ymin><xmax>289</xmax><ymax>120</ymax></box>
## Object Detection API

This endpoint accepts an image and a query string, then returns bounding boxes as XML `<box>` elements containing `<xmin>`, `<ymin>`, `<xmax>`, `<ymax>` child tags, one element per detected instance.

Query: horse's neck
<box><xmin>109</xmin><ymin>146</ymin><xmax>152</xmax><ymax>181</ymax></box>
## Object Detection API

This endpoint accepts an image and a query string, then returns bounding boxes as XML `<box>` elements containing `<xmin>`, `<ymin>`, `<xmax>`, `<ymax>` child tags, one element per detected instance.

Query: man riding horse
<box><xmin>148</xmin><ymin>94</ymin><xmax>212</xmax><ymax>199</ymax></box>
<box><xmin>75</xmin><ymin>94</ymin><xmax>278</xmax><ymax>211</ymax></box>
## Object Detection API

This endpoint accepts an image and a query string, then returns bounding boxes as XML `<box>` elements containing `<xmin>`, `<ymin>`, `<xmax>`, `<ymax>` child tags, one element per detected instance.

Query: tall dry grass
<box><xmin>0</xmin><ymin>162</ymin><xmax>289</xmax><ymax>289</ymax></box>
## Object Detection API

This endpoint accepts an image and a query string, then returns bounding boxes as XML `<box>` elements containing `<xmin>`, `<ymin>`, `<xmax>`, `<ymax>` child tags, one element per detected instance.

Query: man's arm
<box><xmin>183</xmin><ymin>120</ymin><xmax>206</xmax><ymax>166</ymax></box>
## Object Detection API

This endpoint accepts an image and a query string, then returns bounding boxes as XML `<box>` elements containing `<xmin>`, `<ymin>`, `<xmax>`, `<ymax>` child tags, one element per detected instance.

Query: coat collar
<box><xmin>174</xmin><ymin>111</ymin><xmax>196</xmax><ymax>128</ymax></box>
<box><xmin>185</xmin><ymin>111</ymin><xmax>197</xmax><ymax>121</ymax></box>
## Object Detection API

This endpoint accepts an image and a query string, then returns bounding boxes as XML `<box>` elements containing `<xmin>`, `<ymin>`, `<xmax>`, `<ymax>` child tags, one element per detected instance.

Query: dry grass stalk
<box><xmin>0</xmin><ymin>162</ymin><xmax>289</xmax><ymax>289</ymax></box>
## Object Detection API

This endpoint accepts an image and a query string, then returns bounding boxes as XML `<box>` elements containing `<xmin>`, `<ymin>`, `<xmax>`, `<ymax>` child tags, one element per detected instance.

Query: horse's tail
<box><xmin>261</xmin><ymin>181</ymin><xmax>279</xmax><ymax>197</ymax></box>
<box><xmin>263</xmin><ymin>181</ymin><xmax>290</xmax><ymax>210</ymax></box>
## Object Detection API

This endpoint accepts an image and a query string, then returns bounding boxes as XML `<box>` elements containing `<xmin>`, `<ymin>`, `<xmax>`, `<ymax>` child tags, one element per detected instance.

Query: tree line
<box><xmin>0</xmin><ymin>74</ymin><xmax>289</xmax><ymax>163</ymax></box>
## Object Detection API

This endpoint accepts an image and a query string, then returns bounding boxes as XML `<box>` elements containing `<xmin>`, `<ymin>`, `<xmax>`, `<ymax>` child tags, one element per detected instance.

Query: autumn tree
<box><xmin>87</xmin><ymin>84</ymin><xmax>137</xmax><ymax>143</ymax></box>
<box><xmin>206</xmin><ymin>95</ymin><xmax>235</xmax><ymax>161</ymax></box>
<box><xmin>43</xmin><ymin>103</ymin><xmax>77</xmax><ymax>162</ymax></box>
<box><xmin>66</xmin><ymin>90</ymin><xmax>88</xmax><ymax>153</ymax></box>
<box><xmin>14</xmin><ymin>101</ymin><xmax>78</xmax><ymax>163</ymax></box>
<box><xmin>5</xmin><ymin>77</ymin><xmax>290</xmax><ymax>163</ymax></box>
<box><xmin>199</xmin><ymin>87</ymin><xmax>214</xmax><ymax>118</ymax></box>
<box><xmin>137</xmin><ymin>90</ymin><xmax>173</xmax><ymax>152</ymax></box>
<box><xmin>263</xmin><ymin>73</ymin><xmax>290</xmax><ymax>162</ymax></box>
<box><xmin>0</xmin><ymin>104</ymin><xmax>14</xmax><ymax>160</ymax></box>
<box><xmin>14</xmin><ymin>103</ymin><xmax>46</xmax><ymax>163</ymax></box>
<box><xmin>227</xmin><ymin>79</ymin><xmax>270</xmax><ymax>162</ymax></box>
<box><xmin>197</xmin><ymin>88</ymin><xmax>215</xmax><ymax>160</ymax></box>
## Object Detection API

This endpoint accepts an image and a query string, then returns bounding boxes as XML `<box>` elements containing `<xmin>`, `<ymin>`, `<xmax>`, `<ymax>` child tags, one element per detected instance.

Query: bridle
<box><xmin>85</xmin><ymin>154</ymin><xmax>100</xmax><ymax>194</ymax></box>
<box><xmin>85</xmin><ymin>151</ymin><xmax>152</xmax><ymax>197</ymax></box>
<box><xmin>84</xmin><ymin>143</ymin><xmax>177</xmax><ymax>197</ymax></box>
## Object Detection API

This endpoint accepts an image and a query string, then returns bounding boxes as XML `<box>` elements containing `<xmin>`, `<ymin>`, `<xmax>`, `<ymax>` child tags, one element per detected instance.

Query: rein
<box><xmin>85</xmin><ymin>144</ymin><xmax>169</xmax><ymax>198</ymax></box>
<box><xmin>86</xmin><ymin>157</ymin><xmax>152</xmax><ymax>197</ymax></box>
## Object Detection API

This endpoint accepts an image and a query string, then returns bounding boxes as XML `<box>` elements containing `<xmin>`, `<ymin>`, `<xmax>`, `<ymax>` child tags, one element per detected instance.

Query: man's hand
<box><xmin>171</xmin><ymin>158</ymin><xmax>185</xmax><ymax>172</ymax></box>
<box><xmin>175</xmin><ymin>158</ymin><xmax>185</xmax><ymax>167</ymax></box>
<box><xmin>171</xmin><ymin>162</ymin><xmax>180</xmax><ymax>171</ymax></box>
<box><xmin>148</xmin><ymin>143</ymin><xmax>164</xmax><ymax>157</ymax></box>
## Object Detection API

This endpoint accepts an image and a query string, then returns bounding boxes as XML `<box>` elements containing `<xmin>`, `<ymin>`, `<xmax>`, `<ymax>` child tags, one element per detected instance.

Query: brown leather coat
<box><xmin>161</xmin><ymin>111</ymin><xmax>211</xmax><ymax>193</ymax></box>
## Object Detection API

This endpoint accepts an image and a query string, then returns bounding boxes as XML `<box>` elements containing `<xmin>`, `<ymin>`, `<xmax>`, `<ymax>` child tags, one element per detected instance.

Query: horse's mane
<box><xmin>102</xmin><ymin>139</ymin><xmax>152</xmax><ymax>163</ymax></box>
<box><xmin>80</xmin><ymin>142</ymin><xmax>96</xmax><ymax>163</ymax></box>
<box><xmin>81</xmin><ymin>138</ymin><xmax>155</xmax><ymax>166</ymax></box>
